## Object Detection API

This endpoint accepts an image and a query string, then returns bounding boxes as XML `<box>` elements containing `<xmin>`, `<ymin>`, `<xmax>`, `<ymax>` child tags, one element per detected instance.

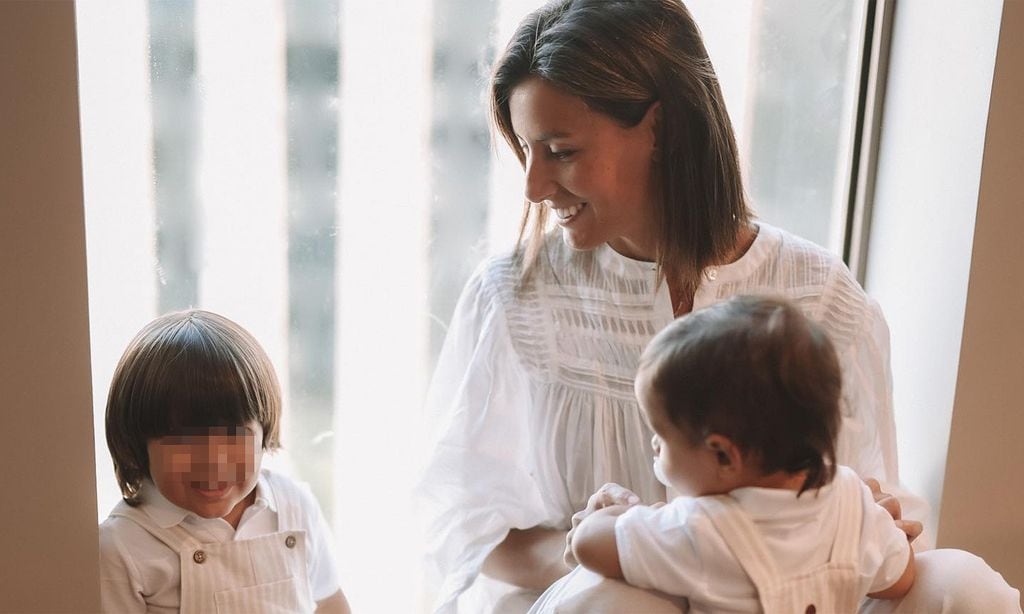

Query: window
<box><xmin>77</xmin><ymin>0</ymin><xmax>873</xmax><ymax>609</ymax></box>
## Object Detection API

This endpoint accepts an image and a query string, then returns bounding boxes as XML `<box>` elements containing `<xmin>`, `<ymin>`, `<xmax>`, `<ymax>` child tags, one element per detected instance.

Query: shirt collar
<box><xmin>138</xmin><ymin>470</ymin><xmax>274</xmax><ymax>529</ymax></box>
<box><xmin>727</xmin><ymin>465</ymin><xmax>850</xmax><ymax>521</ymax></box>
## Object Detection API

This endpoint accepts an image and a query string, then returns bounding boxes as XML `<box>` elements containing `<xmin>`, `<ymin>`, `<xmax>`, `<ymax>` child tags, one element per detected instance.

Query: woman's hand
<box><xmin>565</xmin><ymin>483</ymin><xmax>641</xmax><ymax>568</ymax></box>
<box><xmin>864</xmin><ymin>478</ymin><xmax>923</xmax><ymax>543</ymax></box>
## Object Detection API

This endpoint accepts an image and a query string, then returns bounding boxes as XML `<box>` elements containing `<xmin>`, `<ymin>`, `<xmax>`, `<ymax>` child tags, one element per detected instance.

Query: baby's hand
<box><xmin>564</xmin><ymin>483</ymin><xmax>640</xmax><ymax>568</ymax></box>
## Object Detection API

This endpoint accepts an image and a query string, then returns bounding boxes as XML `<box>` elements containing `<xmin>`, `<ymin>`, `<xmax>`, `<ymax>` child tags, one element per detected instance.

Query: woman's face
<box><xmin>508</xmin><ymin>76</ymin><xmax>660</xmax><ymax>260</ymax></box>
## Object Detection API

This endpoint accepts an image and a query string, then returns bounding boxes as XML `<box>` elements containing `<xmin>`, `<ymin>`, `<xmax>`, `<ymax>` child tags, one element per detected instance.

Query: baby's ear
<box><xmin>704</xmin><ymin>434</ymin><xmax>743</xmax><ymax>471</ymax></box>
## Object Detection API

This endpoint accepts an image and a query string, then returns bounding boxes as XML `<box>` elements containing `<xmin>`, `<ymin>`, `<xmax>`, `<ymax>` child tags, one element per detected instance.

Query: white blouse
<box><xmin>418</xmin><ymin>222</ymin><xmax>905</xmax><ymax>611</ymax></box>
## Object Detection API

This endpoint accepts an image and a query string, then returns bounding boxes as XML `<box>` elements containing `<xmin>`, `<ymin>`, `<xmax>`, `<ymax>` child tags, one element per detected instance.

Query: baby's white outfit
<box><xmin>98</xmin><ymin>468</ymin><xmax>340</xmax><ymax>613</ymax></box>
<box><xmin>612</xmin><ymin>467</ymin><xmax>910</xmax><ymax>613</ymax></box>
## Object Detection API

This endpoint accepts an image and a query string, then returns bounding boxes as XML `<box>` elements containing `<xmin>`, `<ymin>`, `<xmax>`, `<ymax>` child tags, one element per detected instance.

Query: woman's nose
<box><xmin>523</xmin><ymin>153</ymin><xmax>557</xmax><ymax>204</ymax></box>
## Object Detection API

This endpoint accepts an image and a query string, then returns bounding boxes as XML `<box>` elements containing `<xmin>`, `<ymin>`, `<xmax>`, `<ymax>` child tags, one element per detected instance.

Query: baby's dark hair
<box><xmin>638</xmin><ymin>295</ymin><xmax>841</xmax><ymax>494</ymax></box>
<box><xmin>105</xmin><ymin>310</ymin><xmax>282</xmax><ymax>505</ymax></box>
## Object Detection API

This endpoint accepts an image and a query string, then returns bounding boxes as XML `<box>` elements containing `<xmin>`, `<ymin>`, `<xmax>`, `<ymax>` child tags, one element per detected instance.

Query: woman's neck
<box><xmin>722</xmin><ymin>223</ymin><xmax>758</xmax><ymax>266</ymax></box>
<box><xmin>607</xmin><ymin>222</ymin><xmax>757</xmax><ymax>266</ymax></box>
<box><xmin>606</xmin><ymin>234</ymin><xmax>657</xmax><ymax>263</ymax></box>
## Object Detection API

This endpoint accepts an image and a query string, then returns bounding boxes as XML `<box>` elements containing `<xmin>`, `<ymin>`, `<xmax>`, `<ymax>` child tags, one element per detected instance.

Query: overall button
<box><xmin>193</xmin><ymin>550</ymin><xmax>206</xmax><ymax>564</ymax></box>
<box><xmin>285</xmin><ymin>535</ymin><xmax>297</xmax><ymax>548</ymax></box>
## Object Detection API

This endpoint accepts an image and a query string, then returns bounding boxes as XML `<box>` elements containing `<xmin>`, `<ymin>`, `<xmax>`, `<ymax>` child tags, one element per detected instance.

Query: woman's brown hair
<box><xmin>639</xmin><ymin>296</ymin><xmax>841</xmax><ymax>494</ymax></box>
<box><xmin>490</xmin><ymin>0</ymin><xmax>750</xmax><ymax>298</ymax></box>
<box><xmin>105</xmin><ymin>310</ymin><xmax>282</xmax><ymax>505</ymax></box>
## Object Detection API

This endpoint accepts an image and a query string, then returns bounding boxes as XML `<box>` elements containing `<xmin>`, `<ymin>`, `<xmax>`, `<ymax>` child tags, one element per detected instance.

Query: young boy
<box><xmin>568</xmin><ymin>296</ymin><xmax>915</xmax><ymax>612</ymax></box>
<box><xmin>98</xmin><ymin>310</ymin><xmax>350</xmax><ymax>613</ymax></box>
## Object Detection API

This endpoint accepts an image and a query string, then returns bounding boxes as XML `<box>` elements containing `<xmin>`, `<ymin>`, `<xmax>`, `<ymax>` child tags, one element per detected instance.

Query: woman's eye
<box><xmin>549</xmin><ymin>149</ymin><xmax>576</xmax><ymax>161</ymax></box>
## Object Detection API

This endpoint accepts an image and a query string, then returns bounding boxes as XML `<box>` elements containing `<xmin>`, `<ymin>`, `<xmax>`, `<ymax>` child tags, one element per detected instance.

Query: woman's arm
<box><xmin>867</xmin><ymin>549</ymin><xmax>916</xmax><ymax>600</ymax></box>
<box><xmin>481</xmin><ymin>527</ymin><xmax>571</xmax><ymax>591</ymax></box>
<box><xmin>864</xmin><ymin>478</ymin><xmax>924</xmax><ymax>543</ymax></box>
<box><xmin>570</xmin><ymin>505</ymin><xmax>632</xmax><ymax>580</ymax></box>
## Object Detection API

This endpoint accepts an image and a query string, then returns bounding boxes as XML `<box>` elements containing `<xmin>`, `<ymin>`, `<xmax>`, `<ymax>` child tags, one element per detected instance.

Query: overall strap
<box><xmin>109</xmin><ymin>500</ymin><xmax>202</xmax><ymax>553</ymax></box>
<box><xmin>828</xmin><ymin>470</ymin><xmax>864</xmax><ymax>567</ymax></box>
<box><xmin>696</xmin><ymin>495</ymin><xmax>781</xmax><ymax>602</ymax></box>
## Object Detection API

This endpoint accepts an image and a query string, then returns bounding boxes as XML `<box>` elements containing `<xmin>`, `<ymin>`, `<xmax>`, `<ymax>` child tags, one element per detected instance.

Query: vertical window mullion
<box><xmin>844</xmin><ymin>0</ymin><xmax>896</xmax><ymax>284</ymax></box>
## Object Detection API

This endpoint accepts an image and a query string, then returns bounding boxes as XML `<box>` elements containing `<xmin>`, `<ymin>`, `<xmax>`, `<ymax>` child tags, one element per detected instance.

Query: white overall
<box><xmin>110</xmin><ymin>478</ymin><xmax>316</xmax><ymax>614</ymax></box>
<box><xmin>697</xmin><ymin>475</ymin><xmax>864</xmax><ymax>614</ymax></box>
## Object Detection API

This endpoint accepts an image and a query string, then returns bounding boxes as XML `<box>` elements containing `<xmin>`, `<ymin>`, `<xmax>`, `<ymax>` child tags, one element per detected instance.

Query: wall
<box><xmin>864</xmin><ymin>0</ymin><xmax>1003</xmax><ymax>533</ymax></box>
<box><xmin>939</xmin><ymin>0</ymin><xmax>1024</xmax><ymax>592</ymax></box>
<box><xmin>0</xmin><ymin>1</ymin><xmax>101</xmax><ymax>611</ymax></box>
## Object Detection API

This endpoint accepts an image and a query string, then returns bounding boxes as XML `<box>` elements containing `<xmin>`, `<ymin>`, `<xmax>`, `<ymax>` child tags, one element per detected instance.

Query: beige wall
<box><xmin>0</xmin><ymin>1</ymin><xmax>100</xmax><ymax>612</ymax></box>
<box><xmin>939</xmin><ymin>0</ymin><xmax>1024</xmax><ymax>594</ymax></box>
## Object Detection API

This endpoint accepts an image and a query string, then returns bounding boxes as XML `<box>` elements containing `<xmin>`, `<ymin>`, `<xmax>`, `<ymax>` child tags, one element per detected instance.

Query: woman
<box><xmin>418</xmin><ymin>1</ymin><xmax>1021</xmax><ymax>612</ymax></box>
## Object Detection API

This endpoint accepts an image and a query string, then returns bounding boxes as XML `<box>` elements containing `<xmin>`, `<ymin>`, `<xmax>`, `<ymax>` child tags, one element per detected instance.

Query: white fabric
<box><xmin>611</xmin><ymin>467</ymin><xmax>907</xmax><ymax>613</ymax></box>
<box><xmin>99</xmin><ymin>468</ymin><xmax>340</xmax><ymax>613</ymax></box>
<box><xmin>861</xmin><ymin>549</ymin><xmax>1023</xmax><ymax>614</ymax></box>
<box><xmin>696</xmin><ymin>476</ymin><xmax>863</xmax><ymax>614</ymax></box>
<box><xmin>419</xmin><ymin>222</ymin><xmax>922</xmax><ymax>612</ymax></box>
<box><xmin>531</xmin><ymin>549</ymin><xmax>1022</xmax><ymax>614</ymax></box>
<box><xmin>110</xmin><ymin>490</ymin><xmax>314</xmax><ymax>614</ymax></box>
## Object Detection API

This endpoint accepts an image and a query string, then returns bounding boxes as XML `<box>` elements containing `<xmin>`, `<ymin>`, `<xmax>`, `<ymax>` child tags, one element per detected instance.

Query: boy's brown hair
<box><xmin>105</xmin><ymin>310</ymin><xmax>282</xmax><ymax>505</ymax></box>
<box><xmin>639</xmin><ymin>295</ymin><xmax>841</xmax><ymax>494</ymax></box>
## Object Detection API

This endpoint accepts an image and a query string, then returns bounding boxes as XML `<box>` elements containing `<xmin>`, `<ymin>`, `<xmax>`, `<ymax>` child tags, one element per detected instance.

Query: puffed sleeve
<box><xmin>831</xmin><ymin>277</ymin><xmax>933</xmax><ymax>549</ymax></box>
<box><xmin>416</xmin><ymin>260</ymin><xmax>560</xmax><ymax>612</ymax></box>
<box><xmin>837</xmin><ymin>295</ymin><xmax>897</xmax><ymax>484</ymax></box>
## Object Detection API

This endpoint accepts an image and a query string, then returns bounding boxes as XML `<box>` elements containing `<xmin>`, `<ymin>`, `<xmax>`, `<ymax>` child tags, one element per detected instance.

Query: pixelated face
<box><xmin>147</xmin><ymin>421</ymin><xmax>263</xmax><ymax>527</ymax></box>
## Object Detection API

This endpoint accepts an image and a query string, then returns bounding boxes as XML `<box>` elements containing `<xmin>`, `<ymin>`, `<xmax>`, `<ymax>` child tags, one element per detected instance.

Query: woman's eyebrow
<box><xmin>518</xmin><ymin>130</ymin><xmax>571</xmax><ymax>143</ymax></box>
<box><xmin>538</xmin><ymin>130</ymin><xmax>571</xmax><ymax>141</ymax></box>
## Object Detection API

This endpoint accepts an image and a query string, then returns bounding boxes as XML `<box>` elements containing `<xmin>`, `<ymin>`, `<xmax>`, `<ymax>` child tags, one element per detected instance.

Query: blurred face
<box><xmin>147</xmin><ymin>422</ymin><xmax>263</xmax><ymax>528</ymax></box>
<box><xmin>508</xmin><ymin>76</ymin><xmax>660</xmax><ymax>260</ymax></box>
<box><xmin>636</xmin><ymin>370</ymin><xmax>726</xmax><ymax>497</ymax></box>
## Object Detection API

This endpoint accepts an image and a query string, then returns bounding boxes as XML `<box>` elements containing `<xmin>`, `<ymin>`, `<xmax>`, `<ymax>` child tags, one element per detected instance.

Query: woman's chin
<box><xmin>560</xmin><ymin>229</ymin><xmax>600</xmax><ymax>252</ymax></box>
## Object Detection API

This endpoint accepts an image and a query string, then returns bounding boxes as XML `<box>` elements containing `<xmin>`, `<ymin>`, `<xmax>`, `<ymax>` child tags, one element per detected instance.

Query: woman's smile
<box><xmin>552</xmin><ymin>202</ymin><xmax>587</xmax><ymax>224</ymax></box>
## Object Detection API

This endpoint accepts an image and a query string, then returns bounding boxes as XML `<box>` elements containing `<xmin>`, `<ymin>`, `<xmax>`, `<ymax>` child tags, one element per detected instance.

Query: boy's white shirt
<box><xmin>614</xmin><ymin>466</ymin><xmax>911</xmax><ymax>613</ymax></box>
<box><xmin>98</xmin><ymin>468</ymin><xmax>340</xmax><ymax>613</ymax></box>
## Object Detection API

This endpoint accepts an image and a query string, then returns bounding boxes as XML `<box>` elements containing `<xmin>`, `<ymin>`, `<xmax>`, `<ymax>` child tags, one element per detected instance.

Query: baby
<box><xmin>98</xmin><ymin>310</ymin><xmax>350</xmax><ymax>613</ymax></box>
<box><xmin>568</xmin><ymin>296</ymin><xmax>915</xmax><ymax>612</ymax></box>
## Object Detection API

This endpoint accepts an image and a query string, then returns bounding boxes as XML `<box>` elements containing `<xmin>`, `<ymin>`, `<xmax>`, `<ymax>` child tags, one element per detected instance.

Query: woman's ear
<box><xmin>704</xmin><ymin>433</ymin><xmax>744</xmax><ymax>475</ymax></box>
<box><xmin>645</xmin><ymin>101</ymin><xmax>662</xmax><ymax>153</ymax></box>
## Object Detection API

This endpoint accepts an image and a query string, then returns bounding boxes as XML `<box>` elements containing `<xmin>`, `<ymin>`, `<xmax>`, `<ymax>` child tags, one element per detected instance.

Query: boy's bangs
<box><xmin>142</xmin><ymin>340</ymin><xmax>262</xmax><ymax>438</ymax></box>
